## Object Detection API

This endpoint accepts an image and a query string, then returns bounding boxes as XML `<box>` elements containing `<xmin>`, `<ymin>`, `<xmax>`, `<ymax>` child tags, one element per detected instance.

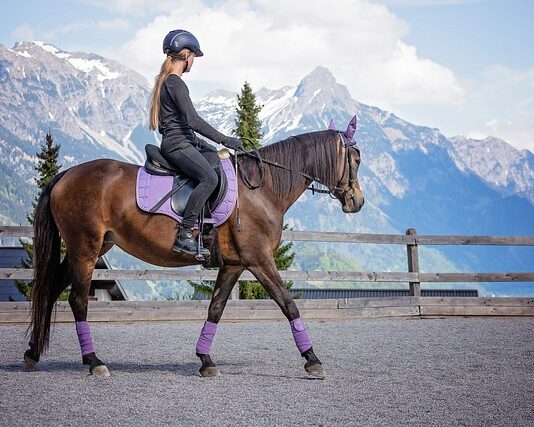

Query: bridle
<box><xmin>236</xmin><ymin>133</ymin><xmax>360</xmax><ymax>200</ymax></box>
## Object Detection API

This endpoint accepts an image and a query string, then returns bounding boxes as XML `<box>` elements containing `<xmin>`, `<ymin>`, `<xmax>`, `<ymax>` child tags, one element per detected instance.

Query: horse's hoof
<box><xmin>305</xmin><ymin>362</ymin><xmax>325</xmax><ymax>379</ymax></box>
<box><xmin>199</xmin><ymin>366</ymin><xmax>220</xmax><ymax>377</ymax></box>
<box><xmin>24</xmin><ymin>354</ymin><xmax>38</xmax><ymax>371</ymax></box>
<box><xmin>90</xmin><ymin>365</ymin><xmax>111</xmax><ymax>378</ymax></box>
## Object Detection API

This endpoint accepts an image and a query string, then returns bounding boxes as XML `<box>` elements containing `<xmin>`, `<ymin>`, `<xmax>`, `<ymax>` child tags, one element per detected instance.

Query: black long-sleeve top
<box><xmin>158</xmin><ymin>74</ymin><xmax>228</xmax><ymax>145</ymax></box>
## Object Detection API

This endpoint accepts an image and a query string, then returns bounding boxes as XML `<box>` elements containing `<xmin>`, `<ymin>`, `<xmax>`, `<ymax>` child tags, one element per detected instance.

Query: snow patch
<box><xmin>383</xmin><ymin>127</ymin><xmax>408</xmax><ymax>142</ymax></box>
<box><xmin>32</xmin><ymin>41</ymin><xmax>60</xmax><ymax>54</ymax></box>
<box><xmin>309</xmin><ymin>88</ymin><xmax>321</xmax><ymax>102</ymax></box>
<box><xmin>286</xmin><ymin>114</ymin><xmax>302</xmax><ymax>131</ymax></box>
<box><xmin>14</xmin><ymin>50</ymin><xmax>32</xmax><ymax>58</ymax></box>
<box><xmin>259</xmin><ymin>86</ymin><xmax>295</xmax><ymax>119</ymax></box>
<box><xmin>66</xmin><ymin>57</ymin><xmax>121</xmax><ymax>81</ymax></box>
<box><xmin>206</xmin><ymin>95</ymin><xmax>235</xmax><ymax>106</ymax></box>
<box><xmin>74</xmin><ymin>117</ymin><xmax>143</xmax><ymax>164</ymax></box>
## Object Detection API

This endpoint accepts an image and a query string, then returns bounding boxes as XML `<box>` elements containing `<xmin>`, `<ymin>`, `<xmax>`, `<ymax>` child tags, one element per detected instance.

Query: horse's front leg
<box><xmin>247</xmin><ymin>259</ymin><xmax>325</xmax><ymax>378</ymax></box>
<box><xmin>196</xmin><ymin>264</ymin><xmax>244</xmax><ymax>377</ymax></box>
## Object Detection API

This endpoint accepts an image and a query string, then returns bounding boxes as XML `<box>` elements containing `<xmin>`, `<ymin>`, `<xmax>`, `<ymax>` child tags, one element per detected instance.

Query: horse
<box><xmin>25</xmin><ymin>117</ymin><xmax>364</xmax><ymax>378</ymax></box>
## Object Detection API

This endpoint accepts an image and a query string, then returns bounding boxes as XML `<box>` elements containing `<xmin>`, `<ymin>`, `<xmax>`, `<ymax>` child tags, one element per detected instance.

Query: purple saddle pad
<box><xmin>136</xmin><ymin>157</ymin><xmax>237</xmax><ymax>229</ymax></box>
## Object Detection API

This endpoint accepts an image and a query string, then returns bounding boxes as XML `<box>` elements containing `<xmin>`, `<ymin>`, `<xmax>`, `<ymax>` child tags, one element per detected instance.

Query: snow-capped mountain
<box><xmin>1</xmin><ymin>43</ymin><xmax>533</xmax><ymax>297</ymax></box>
<box><xmin>0</xmin><ymin>41</ymin><xmax>154</xmax><ymax>221</ymax></box>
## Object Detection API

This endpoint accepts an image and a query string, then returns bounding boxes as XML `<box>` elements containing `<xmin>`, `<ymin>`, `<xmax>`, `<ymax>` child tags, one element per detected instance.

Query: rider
<box><xmin>149</xmin><ymin>29</ymin><xmax>243</xmax><ymax>257</ymax></box>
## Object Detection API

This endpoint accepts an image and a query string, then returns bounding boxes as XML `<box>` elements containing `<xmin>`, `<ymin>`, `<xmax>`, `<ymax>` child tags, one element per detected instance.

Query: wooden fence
<box><xmin>1</xmin><ymin>226</ymin><xmax>533</xmax><ymax>298</ymax></box>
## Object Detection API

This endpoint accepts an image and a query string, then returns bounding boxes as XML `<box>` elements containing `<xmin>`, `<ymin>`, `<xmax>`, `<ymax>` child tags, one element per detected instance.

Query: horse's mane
<box><xmin>239</xmin><ymin>130</ymin><xmax>340</xmax><ymax>199</ymax></box>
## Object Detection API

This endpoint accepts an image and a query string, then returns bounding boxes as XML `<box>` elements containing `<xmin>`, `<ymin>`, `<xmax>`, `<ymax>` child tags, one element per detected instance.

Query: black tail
<box><xmin>28</xmin><ymin>170</ymin><xmax>68</xmax><ymax>355</ymax></box>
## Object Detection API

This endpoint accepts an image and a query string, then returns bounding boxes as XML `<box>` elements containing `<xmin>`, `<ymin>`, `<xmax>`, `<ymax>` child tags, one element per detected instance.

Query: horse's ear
<box><xmin>328</xmin><ymin>119</ymin><xmax>336</xmax><ymax>130</ymax></box>
<box><xmin>344</xmin><ymin>115</ymin><xmax>357</xmax><ymax>140</ymax></box>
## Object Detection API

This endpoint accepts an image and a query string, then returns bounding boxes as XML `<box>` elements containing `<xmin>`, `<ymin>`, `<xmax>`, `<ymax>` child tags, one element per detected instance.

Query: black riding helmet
<box><xmin>163</xmin><ymin>30</ymin><xmax>204</xmax><ymax>57</ymax></box>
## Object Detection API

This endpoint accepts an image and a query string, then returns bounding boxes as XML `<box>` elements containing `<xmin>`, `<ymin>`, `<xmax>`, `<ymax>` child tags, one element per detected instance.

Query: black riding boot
<box><xmin>173</xmin><ymin>227</ymin><xmax>210</xmax><ymax>258</ymax></box>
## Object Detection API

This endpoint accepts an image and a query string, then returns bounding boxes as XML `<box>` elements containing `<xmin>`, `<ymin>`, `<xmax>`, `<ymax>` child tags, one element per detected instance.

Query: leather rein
<box><xmin>235</xmin><ymin>134</ymin><xmax>359</xmax><ymax>200</ymax></box>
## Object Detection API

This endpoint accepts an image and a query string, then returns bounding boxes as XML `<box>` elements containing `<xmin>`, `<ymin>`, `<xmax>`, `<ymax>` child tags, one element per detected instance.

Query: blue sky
<box><xmin>1</xmin><ymin>0</ymin><xmax>533</xmax><ymax>151</ymax></box>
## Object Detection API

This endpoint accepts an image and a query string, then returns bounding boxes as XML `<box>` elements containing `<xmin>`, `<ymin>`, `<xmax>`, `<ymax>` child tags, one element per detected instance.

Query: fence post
<box><xmin>230</xmin><ymin>283</ymin><xmax>240</xmax><ymax>300</ymax></box>
<box><xmin>406</xmin><ymin>228</ymin><xmax>421</xmax><ymax>297</ymax></box>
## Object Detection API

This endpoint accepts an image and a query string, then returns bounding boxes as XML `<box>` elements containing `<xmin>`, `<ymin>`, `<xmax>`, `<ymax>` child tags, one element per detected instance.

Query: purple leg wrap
<box><xmin>196</xmin><ymin>321</ymin><xmax>218</xmax><ymax>355</ymax></box>
<box><xmin>75</xmin><ymin>321</ymin><xmax>95</xmax><ymax>356</ymax></box>
<box><xmin>290</xmin><ymin>318</ymin><xmax>312</xmax><ymax>354</ymax></box>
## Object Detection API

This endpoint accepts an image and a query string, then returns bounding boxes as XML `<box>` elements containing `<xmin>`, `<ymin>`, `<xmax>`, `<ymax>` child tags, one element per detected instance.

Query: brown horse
<box><xmin>25</xmin><ymin>124</ymin><xmax>364</xmax><ymax>378</ymax></box>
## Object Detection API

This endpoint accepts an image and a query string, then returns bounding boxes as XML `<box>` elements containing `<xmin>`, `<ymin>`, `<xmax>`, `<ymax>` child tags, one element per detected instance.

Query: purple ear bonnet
<box><xmin>344</xmin><ymin>115</ymin><xmax>357</xmax><ymax>141</ymax></box>
<box><xmin>328</xmin><ymin>119</ymin><xmax>336</xmax><ymax>130</ymax></box>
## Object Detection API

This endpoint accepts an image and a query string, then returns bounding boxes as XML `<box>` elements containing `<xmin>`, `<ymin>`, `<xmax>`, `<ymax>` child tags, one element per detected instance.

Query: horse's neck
<box><xmin>281</xmin><ymin>173</ymin><xmax>310</xmax><ymax>213</ymax></box>
<box><xmin>272</xmin><ymin>134</ymin><xmax>331</xmax><ymax>213</ymax></box>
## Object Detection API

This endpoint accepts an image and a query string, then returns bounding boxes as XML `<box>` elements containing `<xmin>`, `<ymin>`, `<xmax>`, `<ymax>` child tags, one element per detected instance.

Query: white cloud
<box><xmin>42</xmin><ymin>18</ymin><xmax>130</xmax><ymax>39</ymax></box>
<box><xmin>81</xmin><ymin>0</ymin><xmax>178</xmax><ymax>16</ymax></box>
<box><xmin>467</xmin><ymin>118</ymin><xmax>534</xmax><ymax>153</ymax></box>
<box><xmin>376</xmin><ymin>0</ymin><xmax>488</xmax><ymax>6</ymax></box>
<box><xmin>113</xmin><ymin>0</ymin><xmax>465</xmax><ymax>111</ymax></box>
<box><xmin>12</xmin><ymin>23</ymin><xmax>35</xmax><ymax>41</ymax></box>
<box><xmin>465</xmin><ymin>66</ymin><xmax>534</xmax><ymax>152</ymax></box>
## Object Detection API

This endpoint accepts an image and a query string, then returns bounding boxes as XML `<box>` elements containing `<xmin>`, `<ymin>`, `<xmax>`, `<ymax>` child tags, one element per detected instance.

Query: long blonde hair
<box><xmin>149</xmin><ymin>49</ymin><xmax>190</xmax><ymax>130</ymax></box>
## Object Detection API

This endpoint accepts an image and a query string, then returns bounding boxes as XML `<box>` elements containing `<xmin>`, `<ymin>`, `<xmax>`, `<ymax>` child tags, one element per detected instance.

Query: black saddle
<box><xmin>144</xmin><ymin>144</ymin><xmax>228</xmax><ymax>217</ymax></box>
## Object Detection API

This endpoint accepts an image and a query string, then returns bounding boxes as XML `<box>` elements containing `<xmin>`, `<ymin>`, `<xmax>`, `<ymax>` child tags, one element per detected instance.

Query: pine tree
<box><xmin>17</xmin><ymin>131</ymin><xmax>62</xmax><ymax>298</ymax></box>
<box><xmin>233</xmin><ymin>81</ymin><xmax>262</xmax><ymax>149</ymax></box>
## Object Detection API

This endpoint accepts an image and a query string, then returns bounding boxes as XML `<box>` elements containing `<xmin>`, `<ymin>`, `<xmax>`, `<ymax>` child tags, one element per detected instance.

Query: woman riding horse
<box><xmin>24</xmin><ymin>31</ymin><xmax>365</xmax><ymax>378</ymax></box>
<box><xmin>149</xmin><ymin>29</ymin><xmax>244</xmax><ymax>257</ymax></box>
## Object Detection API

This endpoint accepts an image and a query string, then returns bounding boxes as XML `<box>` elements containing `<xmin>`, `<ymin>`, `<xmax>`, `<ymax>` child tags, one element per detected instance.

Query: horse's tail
<box><xmin>28</xmin><ymin>170</ymin><xmax>68</xmax><ymax>355</ymax></box>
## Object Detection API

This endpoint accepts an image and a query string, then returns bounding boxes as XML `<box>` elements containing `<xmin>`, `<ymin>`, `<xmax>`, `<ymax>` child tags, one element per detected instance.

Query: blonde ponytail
<box><xmin>149</xmin><ymin>56</ymin><xmax>173</xmax><ymax>130</ymax></box>
<box><xmin>149</xmin><ymin>49</ymin><xmax>191</xmax><ymax>131</ymax></box>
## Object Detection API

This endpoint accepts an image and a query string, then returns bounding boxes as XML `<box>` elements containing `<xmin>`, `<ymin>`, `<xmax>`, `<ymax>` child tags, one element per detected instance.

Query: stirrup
<box><xmin>195</xmin><ymin>207</ymin><xmax>210</xmax><ymax>261</ymax></box>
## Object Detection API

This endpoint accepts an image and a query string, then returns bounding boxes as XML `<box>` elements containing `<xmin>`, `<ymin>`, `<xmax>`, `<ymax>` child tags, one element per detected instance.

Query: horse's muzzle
<box><xmin>342</xmin><ymin>196</ymin><xmax>364</xmax><ymax>213</ymax></box>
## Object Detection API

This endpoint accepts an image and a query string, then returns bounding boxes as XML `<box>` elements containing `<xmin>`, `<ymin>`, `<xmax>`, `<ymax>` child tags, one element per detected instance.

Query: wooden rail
<box><xmin>1</xmin><ymin>226</ymin><xmax>533</xmax><ymax>298</ymax></box>
<box><xmin>2</xmin><ymin>269</ymin><xmax>534</xmax><ymax>283</ymax></box>
<box><xmin>3</xmin><ymin>226</ymin><xmax>534</xmax><ymax>246</ymax></box>
<box><xmin>1</xmin><ymin>297</ymin><xmax>533</xmax><ymax>322</ymax></box>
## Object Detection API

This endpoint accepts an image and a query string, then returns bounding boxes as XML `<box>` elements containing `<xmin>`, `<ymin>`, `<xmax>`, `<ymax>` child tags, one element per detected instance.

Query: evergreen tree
<box><xmin>233</xmin><ymin>81</ymin><xmax>262</xmax><ymax>149</ymax></box>
<box><xmin>17</xmin><ymin>131</ymin><xmax>62</xmax><ymax>298</ymax></box>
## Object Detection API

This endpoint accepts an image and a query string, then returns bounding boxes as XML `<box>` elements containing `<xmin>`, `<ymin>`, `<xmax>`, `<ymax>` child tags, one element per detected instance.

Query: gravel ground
<box><xmin>0</xmin><ymin>317</ymin><xmax>533</xmax><ymax>426</ymax></box>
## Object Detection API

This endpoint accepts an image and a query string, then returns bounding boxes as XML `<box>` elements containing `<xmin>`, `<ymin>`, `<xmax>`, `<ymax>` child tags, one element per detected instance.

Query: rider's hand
<box><xmin>224</xmin><ymin>136</ymin><xmax>244</xmax><ymax>151</ymax></box>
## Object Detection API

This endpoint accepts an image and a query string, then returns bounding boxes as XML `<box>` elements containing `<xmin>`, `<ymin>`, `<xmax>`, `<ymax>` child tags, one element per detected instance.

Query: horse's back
<box><xmin>50</xmin><ymin>159</ymin><xmax>139</xmax><ymax>231</ymax></box>
<box><xmin>54</xmin><ymin>159</ymin><xmax>138</xmax><ymax>194</ymax></box>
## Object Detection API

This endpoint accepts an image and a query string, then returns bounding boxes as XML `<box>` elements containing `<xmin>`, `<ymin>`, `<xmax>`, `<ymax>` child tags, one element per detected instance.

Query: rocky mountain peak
<box><xmin>294</xmin><ymin>66</ymin><xmax>351</xmax><ymax>102</ymax></box>
<box><xmin>301</xmin><ymin>65</ymin><xmax>336</xmax><ymax>84</ymax></box>
<box><xmin>449</xmin><ymin>135</ymin><xmax>534</xmax><ymax>203</ymax></box>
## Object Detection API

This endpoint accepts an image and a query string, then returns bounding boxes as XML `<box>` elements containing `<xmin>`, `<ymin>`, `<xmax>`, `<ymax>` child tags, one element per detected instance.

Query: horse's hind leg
<box><xmin>67</xmin><ymin>238</ymin><xmax>110</xmax><ymax>377</ymax></box>
<box><xmin>24</xmin><ymin>254</ymin><xmax>72</xmax><ymax>370</ymax></box>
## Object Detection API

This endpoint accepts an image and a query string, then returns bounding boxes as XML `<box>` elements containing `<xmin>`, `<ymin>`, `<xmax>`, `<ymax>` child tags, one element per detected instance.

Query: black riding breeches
<box><xmin>160</xmin><ymin>139</ymin><xmax>218</xmax><ymax>230</ymax></box>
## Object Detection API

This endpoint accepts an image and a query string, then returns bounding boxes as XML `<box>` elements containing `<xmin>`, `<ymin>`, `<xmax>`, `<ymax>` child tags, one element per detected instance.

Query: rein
<box><xmin>236</xmin><ymin>135</ymin><xmax>357</xmax><ymax>198</ymax></box>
